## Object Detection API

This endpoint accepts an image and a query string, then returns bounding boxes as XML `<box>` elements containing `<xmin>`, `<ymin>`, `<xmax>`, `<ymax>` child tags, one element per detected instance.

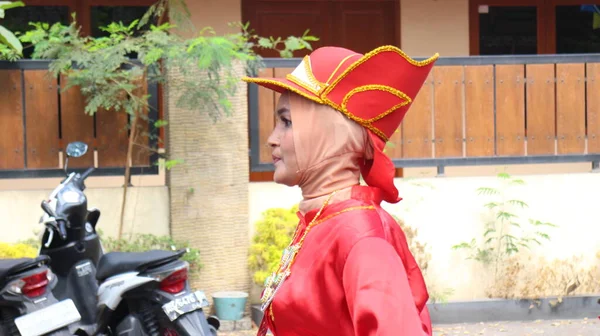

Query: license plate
<box><xmin>14</xmin><ymin>299</ymin><xmax>81</xmax><ymax>336</ymax></box>
<box><xmin>162</xmin><ymin>290</ymin><xmax>210</xmax><ymax>322</ymax></box>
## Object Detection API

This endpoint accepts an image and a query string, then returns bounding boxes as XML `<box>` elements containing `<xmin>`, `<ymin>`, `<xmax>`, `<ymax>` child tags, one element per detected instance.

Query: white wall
<box><xmin>248</xmin><ymin>167</ymin><xmax>600</xmax><ymax>300</ymax></box>
<box><xmin>0</xmin><ymin>186</ymin><xmax>170</xmax><ymax>243</ymax></box>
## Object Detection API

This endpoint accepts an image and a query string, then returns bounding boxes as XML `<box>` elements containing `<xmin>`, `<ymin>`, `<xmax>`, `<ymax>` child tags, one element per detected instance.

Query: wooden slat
<box><xmin>0</xmin><ymin>70</ymin><xmax>25</xmax><ymax>169</ymax></box>
<box><xmin>496</xmin><ymin>65</ymin><xmax>525</xmax><ymax>156</ymax></box>
<box><xmin>25</xmin><ymin>71</ymin><xmax>60</xmax><ymax>169</ymax></box>
<box><xmin>433</xmin><ymin>66</ymin><xmax>463</xmax><ymax>158</ymax></box>
<box><xmin>258</xmin><ymin>68</ymin><xmax>276</xmax><ymax>164</ymax></box>
<box><xmin>132</xmin><ymin>79</ymin><xmax>151</xmax><ymax>167</ymax></box>
<box><xmin>59</xmin><ymin>75</ymin><xmax>95</xmax><ymax>168</ymax></box>
<box><xmin>464</xmin><ymin>65</ymin><xmax>494</xmax><ymax>157</ymax></box>
<box><xmin>556</xmin><ymin>63</ymin><xmax>586</xmax><ymax>154</ymax></box>
<box><xmin>96</xmin><ymin>107</ymin><xmax>129</xmax><ymax>168</ymax></box>
<box><xmin>526</xmin><ymin>64</ymin><xmax>556</xmax><ymax>155</ymax></box>
<box><xmin>402</xmin><ymin>73</ymin><xmax>433</xmax><ymax>158</ymax></box>
<box><xmin>587</xmin><ymin>63</ymin><xmax>600</xmax><ymax>153</ymax></box>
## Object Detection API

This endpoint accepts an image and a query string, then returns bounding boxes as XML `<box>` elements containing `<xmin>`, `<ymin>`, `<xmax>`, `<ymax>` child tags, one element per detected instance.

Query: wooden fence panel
<box><xmin>0</xmin><ymin>70</ymin><xmax>25</xmax><ymax>169</ymax></box>
<box><xmin>25</xmin><ymin>70</ymin><xmax>60</xmax><ymax>169</ymax></box>
<box><xmin>386</xmin><ymin>127</ymin><xmax>402</xmax><ymax>159</ymax></box>
<box><xmin>258</xmin><ymin>68</ymin><xmax>276</xmax><ymax>164</ymax></box>
<box><xmin>464</xmin><ymin>65</ymin><xmax>494</xmax><ymax>157</ymax></box>
<box><xmin>96</xmin><ymin>107</ymin><xmax>128</xmax><ymax>168</ymax></box>
<box><xmin>587</xmin><ymin>63</ymin><xmax>600</xmax><ymax>153</ymax></box>
<box><xmin>525</xmin><ymin>64</ymin><xmax>556</xmax><ymax>155</ymax></box>
<box><xmin>132</xmin><ymin>80</ymin><xmax>151</xmax><ymax>167</ymax></box>
<box><xmin>495</xmin><ymin>65</ymin><xmax>525</xmax><ymax>156</ymax></box>
<box><xmin>402</xmin><ymin>73</ymin><xmax>433</xmax><ymax>158</ymax></box>
<box><xmin>433</xmin><ymin>66</ymin><xmax>463</xmax><ymax>157</ymax></box>
<box><xmin>556</xmin><ymin>63</ymin><xmax>586</xmax><ymax>154</ymax></box>
<box><xmin>59</xmin><ymin>76</ymin><xmax>95</xmax><ymax>168</ymax></box>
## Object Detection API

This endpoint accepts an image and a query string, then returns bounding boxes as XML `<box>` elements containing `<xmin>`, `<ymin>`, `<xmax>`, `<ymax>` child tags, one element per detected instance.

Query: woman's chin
<box><xmin>273</xmin><ymin>170</ymin><xmax>297</xmax><ymax>187</ymax></box>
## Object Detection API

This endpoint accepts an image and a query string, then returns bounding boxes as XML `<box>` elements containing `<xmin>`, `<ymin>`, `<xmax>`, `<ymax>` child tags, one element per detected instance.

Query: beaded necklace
<box><xmin>260</xmin><ymin>190</ymin><xmax>339</xmax><ymax>312</ymax></box>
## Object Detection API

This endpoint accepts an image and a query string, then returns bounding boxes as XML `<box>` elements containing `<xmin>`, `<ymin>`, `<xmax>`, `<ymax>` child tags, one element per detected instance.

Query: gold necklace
<box><xmin>260</xmin><ymin>190</ymin><xmax>339</xmax><ymax>312</ymax></box>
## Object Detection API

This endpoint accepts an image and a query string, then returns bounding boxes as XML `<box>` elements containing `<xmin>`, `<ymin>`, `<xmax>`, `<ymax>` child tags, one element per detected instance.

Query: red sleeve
<box><xmin>342</xmin><ymin>237</ymin><xmax>427</xmax><ymax>336</ymax></box>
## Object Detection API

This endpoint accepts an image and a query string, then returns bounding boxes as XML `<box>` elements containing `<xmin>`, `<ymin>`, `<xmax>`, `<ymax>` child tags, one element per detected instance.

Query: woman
<box><xmin>242</xmin><ymin>45</ymin><xmax>439</xmax><ymax>336</ymax></box>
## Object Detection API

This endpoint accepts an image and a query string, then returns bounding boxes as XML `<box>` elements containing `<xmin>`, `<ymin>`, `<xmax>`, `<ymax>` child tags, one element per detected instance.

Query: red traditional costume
<box><xmin>242</xmin><ymin>45</ymin><xmax>439</xmax><ymax>336</ymax></box>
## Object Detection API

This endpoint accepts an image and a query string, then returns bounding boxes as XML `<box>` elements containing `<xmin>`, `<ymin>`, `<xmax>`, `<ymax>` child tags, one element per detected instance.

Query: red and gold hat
<box><xmin>243</xmin><ymin>45</ymin><xmax>439</xmax><ymax>203</ymax></box>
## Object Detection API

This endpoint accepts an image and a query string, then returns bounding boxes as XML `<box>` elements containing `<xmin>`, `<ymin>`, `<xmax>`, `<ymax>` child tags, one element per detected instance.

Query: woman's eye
<box><xmin>281</xmin><ymin>117</ymin><xmax>292</xmax><ymax>127</ymax></box>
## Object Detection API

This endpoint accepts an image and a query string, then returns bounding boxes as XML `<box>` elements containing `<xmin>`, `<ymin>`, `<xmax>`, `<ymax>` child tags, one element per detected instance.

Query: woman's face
<box><xmin>267</xmin><ymin>93</ymin><xmax>300</xmax><ymax>186</ymax></box>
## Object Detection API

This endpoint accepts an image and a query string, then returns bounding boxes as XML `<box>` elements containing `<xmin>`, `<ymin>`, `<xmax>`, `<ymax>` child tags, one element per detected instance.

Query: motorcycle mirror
<box><xmin>66</xmin><ymin>141</ymin><xmax>88</xmax><ymax>158</ymax></box>
<box><xmin>64</xmin><ymin>141</ymin><xmax>88</xmax><ymax>174</ymax></box>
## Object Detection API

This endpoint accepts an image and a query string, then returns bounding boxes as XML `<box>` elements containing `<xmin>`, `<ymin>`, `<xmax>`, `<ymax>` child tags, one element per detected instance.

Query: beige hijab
<box><xmin>287</xmin><ymin>92</ymin><xmax>373</xmax><ymax>213</ymax></box>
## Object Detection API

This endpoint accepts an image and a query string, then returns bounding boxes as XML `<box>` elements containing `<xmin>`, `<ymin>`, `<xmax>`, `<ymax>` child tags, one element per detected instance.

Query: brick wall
<box><xmin>165</xmin><ymin>62</ymin><xmax>250</xmax><ymax>306</ymax></box>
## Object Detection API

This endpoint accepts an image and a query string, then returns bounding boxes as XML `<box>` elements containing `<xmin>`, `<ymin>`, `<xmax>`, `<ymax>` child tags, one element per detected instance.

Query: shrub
<box><xmin>248</xmin><ymin>205</ymin><xmax>299</xmax><ymax>285</ymax></box>
<box><xmin>0</xmin><ymin>242</ymin><xmax>38</xmax><ymax>258</ymax></box>
<box><xmin>395</xmin><ymin>216</ymin><xmax>430</xmax><ymax>272</ymax></box>
<box><xmin>99</xmin><ymin>231</ymin><xmax>202</xmax><ymax>281</ymax></box>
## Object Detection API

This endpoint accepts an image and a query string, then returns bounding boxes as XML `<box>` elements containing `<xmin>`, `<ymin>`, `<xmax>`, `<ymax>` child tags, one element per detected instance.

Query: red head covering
<box><xmin>243</xmin><ymin>45</ymin><xmax>438</xmax><ymax>203</ymax></box>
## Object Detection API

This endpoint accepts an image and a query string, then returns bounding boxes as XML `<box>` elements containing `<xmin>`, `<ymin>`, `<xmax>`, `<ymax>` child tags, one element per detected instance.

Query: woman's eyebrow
<box><xmin>277</xmin><ymin>107</ymin><xmax>289</xmax><ymax>116</ymax></box>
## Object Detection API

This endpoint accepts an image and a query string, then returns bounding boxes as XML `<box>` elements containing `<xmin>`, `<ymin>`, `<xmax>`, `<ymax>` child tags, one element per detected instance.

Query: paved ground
<box><xmin>432</xmin><ymin>318</ymin><xmax>599</xmax><ymax>335</ymax></box>
<box><xmin>218</xmin><ymin>318</ymin><xmax>599</xmax><ymax>335</ymax></box>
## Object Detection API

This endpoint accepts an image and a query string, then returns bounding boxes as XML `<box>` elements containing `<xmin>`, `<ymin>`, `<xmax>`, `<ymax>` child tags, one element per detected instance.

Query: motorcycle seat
<box><xmin>0</xmin><ymin>255</ymin><xmax>51</xmax><ymax>285</ymax></box>
<box><xmin>96</xmin><ymin>249</ymin><xmax>185</xmax><ymax>282</ymax></box>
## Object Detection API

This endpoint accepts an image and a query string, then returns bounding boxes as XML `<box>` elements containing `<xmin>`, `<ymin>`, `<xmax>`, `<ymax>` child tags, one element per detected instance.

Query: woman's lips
<box><xmin>272</xmin><ymin>156</ymin><xmax>281</xmax><ymax>164</ymax></box>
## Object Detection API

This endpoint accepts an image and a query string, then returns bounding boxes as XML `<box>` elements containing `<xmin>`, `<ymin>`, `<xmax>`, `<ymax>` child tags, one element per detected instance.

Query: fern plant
<box><xmin>452</xmin><ymin>172</ymin><xmax>558</xmax><ymax>283</ymax></box>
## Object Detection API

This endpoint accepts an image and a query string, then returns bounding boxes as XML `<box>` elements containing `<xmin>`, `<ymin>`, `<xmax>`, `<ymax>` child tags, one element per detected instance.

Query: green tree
<box><xmin>0</xmin><ymin>0</ymin><xmax>24</xmax><ymax>60</ymax></box>
<box><xmin>19</xmin><ymin>0</ymin><xmax>318</xmax><ymax>238</ymax></box>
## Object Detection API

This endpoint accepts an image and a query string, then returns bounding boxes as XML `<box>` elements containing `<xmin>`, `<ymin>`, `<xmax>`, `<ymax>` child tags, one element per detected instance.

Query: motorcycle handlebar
<box><xmin>40</xmin><ymin>200</ymin><xmax>68</xmax><ymax>240</ymax></box>
<box><xmin>74</xmin><ymin>167</ymin><xmax>95</xmax><ymax>191</ymax></box>
<box><xmin>80</xmin><ymin>167</ymin><xmax>95</xmax><ymax>181</ymax></box>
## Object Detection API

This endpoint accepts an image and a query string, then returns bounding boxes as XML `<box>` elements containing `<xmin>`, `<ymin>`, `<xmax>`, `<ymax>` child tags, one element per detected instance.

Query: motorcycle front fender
<box><xmin>171</xmin><ymin>309</ymin><xmax>216</xmax><ymax>336</ymax></box>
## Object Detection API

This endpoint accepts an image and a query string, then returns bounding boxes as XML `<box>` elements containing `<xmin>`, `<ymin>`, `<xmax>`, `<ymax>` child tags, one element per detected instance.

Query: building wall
<box><xmin>248</xmin><ymin>165</ymin><xmax>600</xmax><ymax>301</ymax></box>
<box><xmin>1</xmin><ymin>185</ymin><xmax>170</xmax><ymax>243</ymax></box>
<box><xmin>400</xmin><ymin>0</ymin><xmax>470</xmax><ymax>56</ymax></box>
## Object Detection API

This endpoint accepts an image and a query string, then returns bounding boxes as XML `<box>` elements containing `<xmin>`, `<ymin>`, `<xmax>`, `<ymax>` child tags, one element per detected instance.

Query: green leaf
<box><xmin>477</xmin><ymin>187</ymin><xmax>499</xmax><ymax>196</ymax></box>
<box><xmin>535</xmin><ymin>232</ymin><xmax>551</xmax><ymax>240</ymax></box>
<box><xmin>510</xmin><ymin>178</ymin><xmax>526</xmax><ymax>185</ymax></box>
<box><xmin>451</xmin><ymin>242</ymin><xmax>473</xmax><ymax>250</ymax></box>
<box><xmin>507</xmin><ymin>199</ymin><xmax>528</xmax><ymax>208</ymax></box>
<box><xmin>484</xmin><ymin>201</ymin><xmax>499</xmax><ymax>209</ymax></box>
<box><xmin>496</xmin><ymin>211</ymin><xmax>517</xmax><ymax>220</ymax></box>
<box><xmin>483</xmin><ymin>228</ymin><xmax>496</xmax><ymax>236</ymax></box>
<box><xmin>497</xmin><ymin>172</ymin><xmax>511</xmax><ymax>179</ymax></box>
<box><xmin>0</xmin><ymin>1</ymin><xmax>24</xmax><ymax>14</ymax></box>
<box><xmin>0</xmin><ymin>24</ymin><xmax>22</xmax><ymax>54</ymax></box>
<box><xmin>510</xmin><ymin>222</ymin><xmax>521</xmax><ymax>228</ymax></box>
<box><xmin>257</xmin><ymin>37</ymin><xmax>272</xmax><ymax>48</ymax></box>
<box><xmin>165</xmin><ymin>159</ymin><xmax>184</xmax><ymax>170</ymax></box>
<box><xmin>154</xmin><ymin>119</ymin><xmax>168</xmax><ymax>128</ymax></box>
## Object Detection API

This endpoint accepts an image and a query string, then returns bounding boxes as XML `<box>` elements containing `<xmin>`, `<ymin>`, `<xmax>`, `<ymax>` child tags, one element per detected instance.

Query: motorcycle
<box><xmin>36</xmin><ymin>141</ymin><xmax>219</xmax><ymax>335</ymax></box>
<box><xmin>0</xmin><ymin>255</ymin><xmax>78</xmax><ymax>336</ymax></box>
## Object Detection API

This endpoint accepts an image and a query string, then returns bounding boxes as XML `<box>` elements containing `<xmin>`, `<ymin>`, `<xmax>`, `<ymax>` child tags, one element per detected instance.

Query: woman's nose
<box><xmin>267</xmin><ymin>129</ymin><xmax>279</xmax><ymax>147</ymax></box>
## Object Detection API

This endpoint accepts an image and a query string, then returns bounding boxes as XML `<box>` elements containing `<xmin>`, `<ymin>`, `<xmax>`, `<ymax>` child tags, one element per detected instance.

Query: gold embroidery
<box><xmin>303</xmin><ymin>55</ymin><xmax>326</xmax><ymax>89</ymax></box>
<box><xmin>241</xmin><ymin>76</ymin><xmax>324</xmax><ymax>105</ymax></box>
<box><xmin>285</xmin><ymin>74</ymin><xmax>320</xmax><ymax>94</ymax></box>
<box><xmin>263</xmin><ymin>200</ymin><xmax>376</xmax><ymax>324</ymax></box>
<box><xmin>312</xmin><ymin>205</ymin><xmax>376</xmax><ymax>227</ymax></box>
<box><xmin>325</xmin><ymin>53</ymin><xmax>361</xmax><ymax>85</ymax></box>
<box><xmin>342</xmin><ymin>85</ymin><xmax>411</xmax><ymax>123</ymax></box>
<box><xmin>321</xmin><ymin>45</ymin><xmax>439</xmax><ymax>97</ymax></box>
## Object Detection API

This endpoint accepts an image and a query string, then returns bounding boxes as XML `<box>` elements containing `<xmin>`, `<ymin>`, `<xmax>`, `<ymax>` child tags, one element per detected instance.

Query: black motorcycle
<box><xmin>37</xmin><ymin>141</ymin><xmax>219</xmax><ymax>335</ymax></box>
<box><xmin>0</xmin><ymin>255</ymin><xmax>76</xmax><ymax>336</ymax></box>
